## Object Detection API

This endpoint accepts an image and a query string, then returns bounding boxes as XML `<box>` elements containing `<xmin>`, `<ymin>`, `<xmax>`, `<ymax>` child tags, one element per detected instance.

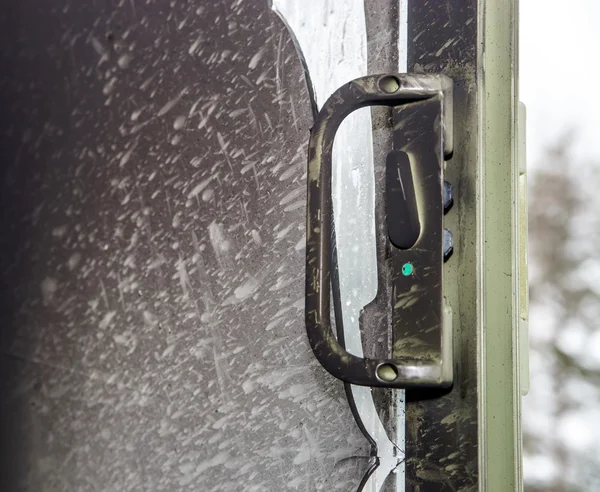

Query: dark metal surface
<box><xmin>404</xmin><ymin>1</ymin><xmax>480</xmax><ymax>490</ymax></box>
<box><xmin>386</xmin><ymin>150</ymin><xmax>420</xmax><ymax>250</ymax></box>
<box><xmin>0</xmin><ymin>1</ymin><xmax>372</xmax><ymax>490</ymax></box>
<box><xmin>390</xmin><ymin>97</ymin><xmax>448</xmax><ymax>368</ymax></box>
<box><xmin>305</xmin><ymin>74</ymin><xmax>453</xmax><ymax>389</ymax></box>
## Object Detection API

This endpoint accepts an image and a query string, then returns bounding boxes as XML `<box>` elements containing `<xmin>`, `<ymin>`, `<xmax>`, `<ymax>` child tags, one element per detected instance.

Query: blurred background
<box><xmin>521</xmin><ymin>0</ymin><xmax>600</xmax><ymax>489</ymax></box>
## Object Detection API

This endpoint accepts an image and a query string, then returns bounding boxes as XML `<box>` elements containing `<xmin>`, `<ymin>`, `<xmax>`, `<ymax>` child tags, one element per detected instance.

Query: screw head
<box><xmin>379</xmin><ymin>75</ymin><xmax>400</xmax><ymax>94</ymax></box>
<box><xmin>376</xmin><ymin>363</ymin><xmax>399</xmax><ymax>382</ymax></box>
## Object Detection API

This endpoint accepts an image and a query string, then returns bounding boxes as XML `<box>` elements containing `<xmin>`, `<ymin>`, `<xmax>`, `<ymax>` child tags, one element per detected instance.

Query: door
<box><xmin>0</xmin><ymin>1</ymin><xmax>523</xmax><ymax>491</ymax></box>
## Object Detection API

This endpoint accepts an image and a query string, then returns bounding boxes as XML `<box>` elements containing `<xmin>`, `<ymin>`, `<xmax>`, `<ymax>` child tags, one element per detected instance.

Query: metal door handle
<box><xmin>305</xmin><ymin>73</ymin><xmax>454</xmax><ymax>389</ymax></box>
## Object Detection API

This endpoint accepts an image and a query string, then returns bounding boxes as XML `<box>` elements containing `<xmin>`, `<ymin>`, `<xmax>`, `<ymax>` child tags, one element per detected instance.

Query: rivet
<box><xmin>379</xmin><ymin>75</ymin><xmax>400</xmax><ymax>94</ymax></box>
<box><xmin>377</xmin><ymin>363</ymin><xmax>399</xmax><ymax>382</ymax></box>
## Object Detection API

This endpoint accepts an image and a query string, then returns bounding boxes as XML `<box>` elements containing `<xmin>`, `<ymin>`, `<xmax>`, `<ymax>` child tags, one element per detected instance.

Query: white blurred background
<box><xmin>521</xmin><ymin>0</ymin><xmax>600</xmax><ymax>489</ymax></box>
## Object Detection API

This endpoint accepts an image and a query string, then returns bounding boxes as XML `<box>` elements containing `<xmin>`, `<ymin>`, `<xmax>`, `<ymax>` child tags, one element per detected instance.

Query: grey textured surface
<box><xmin>0</xmin><ymin>1</ymin><xmax>370</xmax><ymax>490</ymax></box>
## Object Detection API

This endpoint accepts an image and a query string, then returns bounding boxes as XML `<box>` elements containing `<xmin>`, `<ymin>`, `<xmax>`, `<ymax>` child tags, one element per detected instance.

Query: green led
<box><xmin>401</xmin><ymin>262</ymin><xmax>414</xmax><ymax>276</ymax></box>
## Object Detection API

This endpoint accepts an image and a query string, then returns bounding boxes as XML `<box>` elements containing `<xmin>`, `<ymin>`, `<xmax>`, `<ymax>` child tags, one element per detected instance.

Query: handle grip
<box><xmin>305</xmin><ymin>73</ymin><xmax>454</xmax><ymax>388</ymax></box>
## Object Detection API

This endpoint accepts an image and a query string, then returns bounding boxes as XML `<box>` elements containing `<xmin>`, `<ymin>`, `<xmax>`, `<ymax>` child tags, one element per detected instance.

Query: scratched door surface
<box><xmin>0</xmin><ymin>1</ymin><xmax>370</xmax><ymax>490</ymax></box>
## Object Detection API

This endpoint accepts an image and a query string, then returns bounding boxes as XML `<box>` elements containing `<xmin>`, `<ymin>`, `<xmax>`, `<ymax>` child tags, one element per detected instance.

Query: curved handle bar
<box><xmin>305</xmin><ymin>73</ymin><xmax>453</xmax><ymax>388</ymax></box>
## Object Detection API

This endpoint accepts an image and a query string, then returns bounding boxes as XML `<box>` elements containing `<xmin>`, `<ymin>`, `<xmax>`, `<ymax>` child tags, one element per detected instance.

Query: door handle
<box><xmin>305</xmin><ymin>73</ymin><xmax>454</xmax><ymax>389</ymax></box>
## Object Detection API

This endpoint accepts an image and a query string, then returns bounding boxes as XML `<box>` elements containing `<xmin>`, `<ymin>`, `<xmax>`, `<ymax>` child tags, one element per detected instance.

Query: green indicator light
<box><xmin>401</xmin><ymin>262</ymin><xmax>414</xmax><ymax>276</ymax></box>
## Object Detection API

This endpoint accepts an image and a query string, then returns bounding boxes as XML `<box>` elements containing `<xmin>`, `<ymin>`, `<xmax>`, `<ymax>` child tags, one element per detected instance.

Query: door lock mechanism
<box><xmin>305</xmin><ymin>73</ymin><xmax>454</xmax><ymax>389</ymax></box>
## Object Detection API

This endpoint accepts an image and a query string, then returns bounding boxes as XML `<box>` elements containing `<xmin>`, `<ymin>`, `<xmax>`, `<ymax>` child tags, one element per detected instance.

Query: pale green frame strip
<box><xmin>478</xmin><ymin>0</ymin><xmax>522</xmax><ymax>490</ymax></box>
